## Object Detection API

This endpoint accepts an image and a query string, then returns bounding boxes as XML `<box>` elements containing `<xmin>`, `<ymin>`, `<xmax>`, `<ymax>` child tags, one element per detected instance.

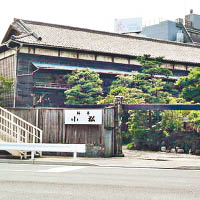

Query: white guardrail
<box><xmin>0</xmin><ymin>143</ymin><xmax>86</xmax><ymax>160</ymax></box>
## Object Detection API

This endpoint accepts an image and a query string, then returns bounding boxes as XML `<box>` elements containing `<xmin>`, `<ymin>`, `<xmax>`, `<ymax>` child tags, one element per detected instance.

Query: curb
<box><xmin>0</xmin><ymin>159</ymin><xmax>97</xmax><ymax>166</ymax></box>
<box><xmin>33</xmin><ymin>160</ymin><xmax>97</xmax><ymax>166</ymax></box>
<box><xmin>94</xmin><ymin>165</ymin><xmax>200</xmax><ymax>171</ymax></box>
<box><xmin>0</xmin><ymin>159</ymin><xmax>200</xmax><ymax>170</ymax></box>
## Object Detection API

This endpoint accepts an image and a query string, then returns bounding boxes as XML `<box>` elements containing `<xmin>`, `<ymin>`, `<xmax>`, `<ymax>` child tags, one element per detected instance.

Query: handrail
<box><xmin>0</xmin><ymin>114</ymin><xmax>40</xmax><ymax>140</ymax></box>
<box><xmin>0</xmin><ymin>128</ymin><xmax>26</xmax><ymax>141</ymax></box>
<box><xmin>33</xmin><ymin>82</ymin><xmax>70</xmax><ymax>89</ymax></box>
<box><xmin>0</xmin><ymin>106</ymin><xmax>42</xmax><ymax>132</ymax></box>
<box><xmin>0</xmin><ymin>106</ymin><xmax>42</xmax><ymax>144</ymax></box>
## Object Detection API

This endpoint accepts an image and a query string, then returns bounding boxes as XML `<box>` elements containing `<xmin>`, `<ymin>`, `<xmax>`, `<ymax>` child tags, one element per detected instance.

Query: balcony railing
<box><xmin>33</xmin><ymin>82</ymin><xmax>70</xmax><ymax>90</ymax></box>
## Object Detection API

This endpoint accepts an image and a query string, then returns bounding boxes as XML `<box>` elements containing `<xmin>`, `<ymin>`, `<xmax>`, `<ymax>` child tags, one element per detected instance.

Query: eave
<box><xmin>12</xmin><ymin>40</ymin><xmax>200</xmax><ymax>66</ymax></box>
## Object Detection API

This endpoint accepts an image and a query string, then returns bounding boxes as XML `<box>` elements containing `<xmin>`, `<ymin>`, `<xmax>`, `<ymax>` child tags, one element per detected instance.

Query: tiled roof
<box><xmin>4</xmin><ymin>18</ymin><xmax>200</xmax><ymax>64</ymax></box>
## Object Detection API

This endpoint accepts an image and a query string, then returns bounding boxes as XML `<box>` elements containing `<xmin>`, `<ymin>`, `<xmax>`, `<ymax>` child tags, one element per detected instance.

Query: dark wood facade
<box><xmin>13</xmin><ymin>52</ymin><xmax>189</xmax><ymax>108</ymax></box>
<box><xmin>15</xmin><ymin>53</ymin><xmax>136</xmax><ymax>107</ymax></box>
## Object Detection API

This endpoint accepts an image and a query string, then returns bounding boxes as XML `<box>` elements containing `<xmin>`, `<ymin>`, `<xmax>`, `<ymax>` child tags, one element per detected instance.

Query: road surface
<box><xmin>0</xmin><ymin>163</ymin><xmax>199</xmax><ymax>200</ymax></box>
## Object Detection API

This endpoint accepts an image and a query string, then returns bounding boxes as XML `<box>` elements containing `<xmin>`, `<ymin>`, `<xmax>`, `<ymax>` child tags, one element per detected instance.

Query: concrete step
<box><xmin>0</xmin><ymin>132</ymin><xmax>22</xmax><ymax>157</ymax></box>
<box><xmin>0</xmin><ymin>138</ymin><xmax>22</xmax><ymax>157</ymax></box>
<box><xmin>0</xmin><ymin>131</ymin><xmax>40</xmax><ymax>159</ymax></box>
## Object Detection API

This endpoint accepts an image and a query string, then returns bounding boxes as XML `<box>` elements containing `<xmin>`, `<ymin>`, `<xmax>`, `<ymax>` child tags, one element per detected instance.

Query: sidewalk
<box><xmin>1</xmin><ymin>147</ymin><xmax>200</xmax><ymax>170</ymax></box>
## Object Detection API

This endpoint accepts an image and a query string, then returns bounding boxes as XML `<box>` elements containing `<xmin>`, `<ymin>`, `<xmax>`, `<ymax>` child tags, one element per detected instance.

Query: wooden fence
<box><xmin>8</xmin><ymin>107</ymin><xmax>116</xmax><ymax>157</ymax></box>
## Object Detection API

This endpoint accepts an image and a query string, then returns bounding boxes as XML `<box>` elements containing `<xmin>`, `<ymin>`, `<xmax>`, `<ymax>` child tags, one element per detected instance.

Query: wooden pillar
<box><xmin>114</xmin><ymin>96</ymin><xmax>124</xmax><ymax>157</ymax></box>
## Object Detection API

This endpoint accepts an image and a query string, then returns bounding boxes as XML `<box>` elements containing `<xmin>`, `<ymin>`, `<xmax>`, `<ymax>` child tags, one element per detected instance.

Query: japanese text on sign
<box><xmin>65</xmin><ymin>109</ymin><xmax>103</xmax><ymax>125</ymax></box>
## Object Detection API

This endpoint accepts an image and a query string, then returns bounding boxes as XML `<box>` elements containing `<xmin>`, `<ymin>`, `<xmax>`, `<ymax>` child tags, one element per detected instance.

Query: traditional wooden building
<box><xmin>0</xmin><ymin>18</ymin><xmax>200</xmax><ymax>107</ymax></box>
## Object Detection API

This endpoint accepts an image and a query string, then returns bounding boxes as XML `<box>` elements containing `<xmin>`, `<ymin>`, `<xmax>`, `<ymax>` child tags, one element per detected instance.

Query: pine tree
<box><xmin>65</xmin><ymin>69</ymin><xmax>103</xmax><ymax>104</ymax></box>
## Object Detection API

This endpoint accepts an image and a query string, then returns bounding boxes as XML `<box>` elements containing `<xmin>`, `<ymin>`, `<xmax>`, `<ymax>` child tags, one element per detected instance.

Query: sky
<box><xmin>0</xmin><ymin>0</ymin><xmax>200</xmax><ymax>41</ymax></box>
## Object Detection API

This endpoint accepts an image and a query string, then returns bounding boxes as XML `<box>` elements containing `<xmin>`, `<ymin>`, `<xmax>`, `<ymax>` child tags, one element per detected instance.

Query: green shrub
<box><xmin>127</xmin><ymin>142</ymin><xmax>134</xmax><ymax>150</ymax></box>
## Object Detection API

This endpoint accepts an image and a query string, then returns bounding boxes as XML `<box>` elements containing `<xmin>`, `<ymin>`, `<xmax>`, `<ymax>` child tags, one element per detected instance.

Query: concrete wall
<box><xmin>142</xmin><ymin>21</ymin><xmax>180</xmax><ymax>41</ymax></box>
<box><xmin>167</xmin><ymin>21</ymin><xmax>181</xmax><ymax>41</ymax></box>
<box><xmin>191</xmin><ymin>14</ymin><xmax>200</xmax><ymax>29</ymax></box>
<box><xmin>186</xmin><ymin>14</ymin><xmax>200</xmax><ymax>30</ymax></box>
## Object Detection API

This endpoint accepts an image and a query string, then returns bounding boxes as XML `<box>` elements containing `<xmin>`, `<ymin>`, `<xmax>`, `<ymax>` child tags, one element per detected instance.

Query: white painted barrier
<box><xmin>0</xmin><ymin>143</ymin><xmax>86</xmax><ymax>160</ymax></box>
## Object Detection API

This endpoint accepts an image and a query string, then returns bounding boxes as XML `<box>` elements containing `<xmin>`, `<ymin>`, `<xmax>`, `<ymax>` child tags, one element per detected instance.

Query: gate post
<box><xmin>114</xmin><ymin>96</ymin><xmax>124</xmax><ymax>156</ymax></box>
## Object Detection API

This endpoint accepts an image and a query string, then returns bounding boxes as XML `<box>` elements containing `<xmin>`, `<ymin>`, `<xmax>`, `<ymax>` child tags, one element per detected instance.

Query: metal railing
<box><xmin>0</xmin><ymin>143</ymin><xmax>86</xmax><ymax>160</ymax></box>
<box><xmin>0</xmin><ymin>106</ymin><xmax>42</xmax><ymax>144</ymax></box>
<box><xmin>33</xmin><ymin>82</ymin><xmax>70</xmax><ymax>90</ymax></box>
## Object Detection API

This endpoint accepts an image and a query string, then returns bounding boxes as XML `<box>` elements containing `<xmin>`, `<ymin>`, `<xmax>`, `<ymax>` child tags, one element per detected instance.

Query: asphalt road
<box><xmin>0</xmin><ymin>163</ymin><xmax>199</xmax><ymax>200</ymax></box>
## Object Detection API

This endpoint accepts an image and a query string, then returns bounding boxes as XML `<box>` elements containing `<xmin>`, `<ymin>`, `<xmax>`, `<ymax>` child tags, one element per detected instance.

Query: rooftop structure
<box><xmin>133</xmin><ymin>11</ymin><xmax>200</xmax><ymax>44</ymax></box>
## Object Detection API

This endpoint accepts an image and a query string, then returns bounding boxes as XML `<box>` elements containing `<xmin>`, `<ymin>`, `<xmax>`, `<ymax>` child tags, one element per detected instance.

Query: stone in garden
<box><xmin>177</xmin><ymin>148</ymin><xmax>184</xmax><ymax>153</ymax></box>
<box><xmin>195</xmin><ymin>149</ymin><xmax>200</xmax><ymax>155</ymax></box>
<box><xmin>171</xmin><ymin>148</ymin><xmax>176</xmax><ymax>153</ymax></box>
<box><xmin>161</xmin><ymin>146</ymin><xmax>166</xmax><ymax>152</ymax></box>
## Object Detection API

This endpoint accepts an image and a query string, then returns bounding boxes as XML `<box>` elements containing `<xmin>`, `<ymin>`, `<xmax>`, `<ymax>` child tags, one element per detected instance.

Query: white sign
<box><xmin>65</xmin><ymin>109</ymin><xmax>103</xmax><ymax>125</ymax></box>
<box><xmin>114</xmin><ymin>18</ymin><xmax>142</xmax><ymax>33</ymax></box>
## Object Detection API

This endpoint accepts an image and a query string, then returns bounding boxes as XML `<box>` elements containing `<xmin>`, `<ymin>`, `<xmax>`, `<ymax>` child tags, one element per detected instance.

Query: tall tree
<box><xmin>0</xmin><ymin>75</ymin><xmax>13</xmax><ymax>106</ymax></box>
<box><xmin>176</xmin><ymin>67</ymin><xmax>200</xmax><ymax>103</ymax></box>
<box><xmin>108</xmin><ymin>55</ymin><xmax>177</xmax><ymax>149</ymax></box>
<box><xmin>98</xmin><ymin>80</ymin><xmax>145</xmax><ymax>104</ymax></box>
<box><xmin>137</xmin><ymin>54</ymin><xmax>173</xmax><ymax>77</ymax></box>
<box><xmin>65</xmin><ymin>69</ymin><xmax>103</xmax><ymax>104</ymax></box>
